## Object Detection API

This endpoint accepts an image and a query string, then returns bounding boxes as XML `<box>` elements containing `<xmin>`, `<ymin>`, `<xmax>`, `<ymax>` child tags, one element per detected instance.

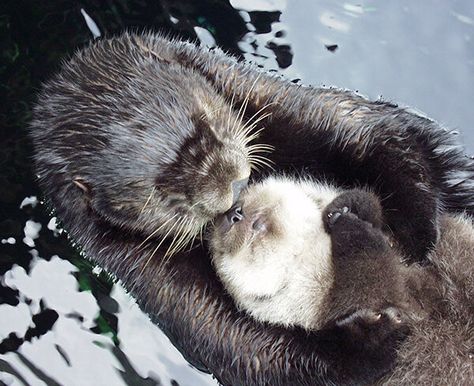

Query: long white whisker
<box><xmin>240</xmin><ymin>102</ymin><xmax>276</xmax><ymax>132</ymax></box>
<box><xmin>232</xmin><ymin>74</ymin><xmax>261</xmax><ymax>136</ymax></box>
<box><xmin>137</xmin><ymin>213</ymin><xmax>179</xmax><ymax>250</ymax></box>
<box><xmin>164</xmin><ymin>217</ymin><xmax>188</xmax><ymax>258</ymax></box>
<box><xmin>135</xmin><ymin>216</ymin><xmax>182</xmax><ymax>286</ymax></box>
<box><xmin>140</xmin><ymin>187</ymin><xmax>155</xmax><ymax>215</ymax></box>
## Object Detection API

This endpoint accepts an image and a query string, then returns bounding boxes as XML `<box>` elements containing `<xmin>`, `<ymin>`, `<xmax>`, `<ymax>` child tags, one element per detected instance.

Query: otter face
<box><xmin>67</xmin><ymin>76</ymin><xmax>264</xmax><ymax>256</ymax></box>
<box><xmin>210</xmin><ymin>177</ymin><xmax>340</xmax><ymax>328</ymax></box>
<box><xmin>86</xmin><ymin>105</ymin><xmax>254</xmax><ymax>256</ymax></box>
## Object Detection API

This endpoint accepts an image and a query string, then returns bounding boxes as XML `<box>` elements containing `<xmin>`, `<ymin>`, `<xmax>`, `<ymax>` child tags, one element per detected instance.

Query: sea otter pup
<box><xmin>30</xmin><ymin>32</ymin><xmax>474</xmax><ymax>385</ymax></box>
<box><xmin>210</xmin><ymin>177</ymin><xmax>474</xmax><ymax>384</ymax></box>
<box><xmin>210</xmin><ymin>177</ymin><xmax>412</xmax><ymax>331</ymax></box>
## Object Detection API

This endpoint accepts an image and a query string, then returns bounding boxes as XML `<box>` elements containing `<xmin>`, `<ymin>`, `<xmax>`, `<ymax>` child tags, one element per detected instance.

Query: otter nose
<box><xmin>231</xmin><ymin>178</ymin><xmax>248</xmax><ymax>206</ymax></box>
<box><xmin>226</xmin><ymin>205</ymin><xmax>244</xmax><ymax>225</ymax></box>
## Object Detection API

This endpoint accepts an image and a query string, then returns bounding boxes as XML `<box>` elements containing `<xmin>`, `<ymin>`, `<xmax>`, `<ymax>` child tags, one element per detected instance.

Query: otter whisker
<box><xmin>249</xmin><ymin>163</ymin><xmax>262</xmax><ymax>173</ymax></box>
<box><xmin>247</xmin><ymin>142</ymin><xmax>275</xmax><ymax>150</ymax></box>
<box><xmin>185</xmin><ymin>221</ymin><xmax>207</xmax><ymax>253</ymax></box>
<box><xmin>232</xmin><ymin>74</ymin><xmax>261</xmax><ymax>136</ymax></box>
<box><xmin>231</xmin><ymin>93</ymin><xmax>250</xmax><ymax>137</ymax></box>
<box><xmin>242</xmin><ymin>126</ymin><xmax>268</xmax><ymax>145</ymax></box>
<box><xmin>150</xmin><ymin>215</ymin><xmax>182</xmax><ymax>256</ymax></box>
<box><xmin>165</xmin><ymin>200</ymin><xmax>205</xmax><ymax>257</ymax></box>
<box><xmin>242</xmin><ymin>101</ymin><xmax>276</xmax><ymax>129</ymax></box>
<box><xmin>237</xmin><ymin>113</ymin><xmax>272</xmax><ymax>144</ymax></box>
<box><xmin>165</xmin><ymin>217</ymin><xmax>199</xmax><ymax>259</ymax></box>
<box><xmin>247</xmin><ymin>144</ymin><xmax>275</xmax><ymax>163</ymax></box>
<box><xmin>249</xmin><ymin>155</ymin><xmax>275</xmax><ymax>171</ymax></box>
<box><xmin>238</xmin><ymin>104</ymin><xmax>275</xmax><ymax>140</ymax></box>
<box><xmin>199</xmin><ymin>223</ymin><xmax>205</xmax><ymax>244</ymax></box>
<box><xmin>185</xmin><ymin>230</ymin><xmax>198</xmax><ymax>253</ymax></box>
<box><xmin>249</xmin><ymin>154</ymin><xmax>275</xmax><ymax>164</ymax></box>
<box><xmin>171</xmin><ymin>225</ymin><xmax>194</xmax><ymax>257</ymax></box>
<box><xmin>227</xmin><ymin>87</ymin><xmax>237</xmax><ymax>129</ymax></box>
<box><xmin>135</xmin><ymin>216</ymin><xmax>182</xmax><ymax>291</ymax></box>
<box><xmin>247</xmin><ymin>144</ymin><xmax>275</xmax><ymax>154</ymax></box>
<box><xmin>140</xmin><ymin>186</ymin><xmax>155</xmax><ymax>215</ymax></box>
<box><xmin>170</xmin><ymin>218</ymin><xmax>193</xmax><ymax>256</ymax></box>
<box><xmin>137</xmin><ymin>213</ymin><xmax>179</xmax><ymax>250</ymax></box>
<box><xmin>201</xmin><ymin>105</ymin><xmax>226</xmax><ymax>121</ymax></box>
<box><xmin>164</xmin><ymin>217</ymin><xmax>188</xmax><ymax>258</ymax></box>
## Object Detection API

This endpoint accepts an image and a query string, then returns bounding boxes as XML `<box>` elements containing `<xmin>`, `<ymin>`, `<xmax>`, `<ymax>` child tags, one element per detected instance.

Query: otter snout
<box><xmin>216</xmin><ymin>204</ymin><xmax>244</xmax><ymax>233</ymax></box>
<box><xmin>231</xmin><ymin>178</ymin><xmax>248</xmax><ymax>206</ymax></box>
<box><xmin>226</xmin><ymin>205</ymin><xmax>244</xmax><ymax>225</ymax></box>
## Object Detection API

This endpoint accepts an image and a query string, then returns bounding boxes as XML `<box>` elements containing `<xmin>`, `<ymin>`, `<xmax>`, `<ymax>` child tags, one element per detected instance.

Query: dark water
<box><xmin>1</xmin><ymin>1</ymin><xmax>473</xmax><ymax>385</ymax></box>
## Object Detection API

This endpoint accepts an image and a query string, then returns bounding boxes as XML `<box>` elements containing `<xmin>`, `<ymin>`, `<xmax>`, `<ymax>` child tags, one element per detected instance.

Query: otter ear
<box><xmin>73</xmin><ymin>177</ymin><xmax>91</xmax><ymax>196</ymax></box>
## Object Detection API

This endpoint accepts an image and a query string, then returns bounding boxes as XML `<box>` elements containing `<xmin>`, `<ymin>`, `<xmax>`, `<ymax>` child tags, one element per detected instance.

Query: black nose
<box><xmin>231</xmin><ymin>178</ymin><xmax>248</xmax><ymax>206</ymax></box>
<box><xmin>226</xmin><ymin>205</ymin><xmax>244</xmax><ymax>224</ymax></box>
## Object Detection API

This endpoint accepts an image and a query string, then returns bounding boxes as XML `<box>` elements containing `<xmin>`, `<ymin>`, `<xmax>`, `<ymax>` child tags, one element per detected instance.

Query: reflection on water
<box><xmin>1</xmin><ymin>254</ymin><xmax>214</xmax><ymax>385</ymax></box>
<box><xmin>1</xmin><ymin>1</ymin><xmax>473</xmax><ymax>385</ymax></box>
<box><xmin>233</xmin><ymin>0</ymin><xmax>474</xmax><ymax>150</ymax></box>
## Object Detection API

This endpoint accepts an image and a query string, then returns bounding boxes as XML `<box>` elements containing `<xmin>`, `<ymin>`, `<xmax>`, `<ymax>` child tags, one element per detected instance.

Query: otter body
<box><xmin>211</xmin><ymin>177</ymin><xmax>474</xmax><ymax>385</ymax></box>
<box><xmin>30</xmin><ymin>32</ymin><xmax>474</xmax><ymax>385</ymax></box>
<box><xmin>382</xmin><ymin>214</ymin><xmax>474</xmax><ymax>385</ymax></box>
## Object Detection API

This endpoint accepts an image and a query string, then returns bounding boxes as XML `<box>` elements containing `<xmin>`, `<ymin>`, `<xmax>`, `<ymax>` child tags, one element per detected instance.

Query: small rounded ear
<box><xmin>73</xmin><ymin>177</ymin><xmax>91</xmax><ymax>196</ymax></box>
<box><xmin>73</xmin><ymin>177</ymin><xmax>105</xmax><ymax>219</ymax></box>
<box><xmin>73</xmin><ymin>177</ymin><xmax>110</xmax><ymax>221</ymax></box>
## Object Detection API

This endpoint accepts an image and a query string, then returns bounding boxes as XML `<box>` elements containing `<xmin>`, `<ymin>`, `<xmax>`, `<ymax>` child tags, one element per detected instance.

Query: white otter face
<box><xmin>210</xmin><ymin>177</ymin><xmax>341</xmax><ymax>329</ymax></box>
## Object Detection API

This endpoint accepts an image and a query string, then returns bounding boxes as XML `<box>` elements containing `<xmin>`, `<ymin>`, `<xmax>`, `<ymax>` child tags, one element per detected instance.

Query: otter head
<box><xmin>209</xmin><ymin>177</ymin><xmax>341</xmax><ymax>328</ymax></box>
<box><xmin>70</xmin><ymin>75</ymin><xmax>272</xmax><ymax>256</ymax></box>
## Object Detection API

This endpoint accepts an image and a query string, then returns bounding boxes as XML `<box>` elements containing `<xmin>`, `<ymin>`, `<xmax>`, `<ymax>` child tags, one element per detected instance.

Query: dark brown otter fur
<box><xmin>379</xmin><ymin>214</ymin><xmax>474</xmax><ymax>385</ymax></box>
<box><xmin>210</xmin><ymin>184</ymin><xmax>474</xmax><ymax>384</ymax></box>
<box><xmin>302</xmin><ymin>189</ymin><xmax>474</xmax><ymax>385</ymax></box>
<box><xmin>30</xmin><ymin>32</ymin><xmax>474</xmax><ymax>385</ymax></box>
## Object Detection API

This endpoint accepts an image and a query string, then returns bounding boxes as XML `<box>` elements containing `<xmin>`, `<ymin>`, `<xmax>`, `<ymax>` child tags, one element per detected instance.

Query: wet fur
<box><xmin>30</xmin><ymin>32</ymin><xmax>474</xmax><ymax>385</ymax></box>
<box><xmin>380</xmin><ymin>214</ymin><xmax>474</xmax><ymax>385</ymax></box>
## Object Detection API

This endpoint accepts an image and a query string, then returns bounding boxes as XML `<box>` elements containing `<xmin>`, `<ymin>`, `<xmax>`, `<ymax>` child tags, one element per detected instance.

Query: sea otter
<box><xmin>210</xmin><ymin>177</ymin><xmax>474</xmax><ymax>384</ymax></box>
<box><xmin>30</xmin><ymin>32</ymin><xmax>474</xmax><ymax>385</ymax></box>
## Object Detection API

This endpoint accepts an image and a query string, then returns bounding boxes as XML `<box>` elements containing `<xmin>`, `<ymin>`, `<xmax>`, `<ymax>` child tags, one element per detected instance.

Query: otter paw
<box><xmin>325</xmin><ymin>207</ymin><xmax>363</xmax><ymax>232</ymax></box>
<box><xmin>336</xmin><ymin>307</ymin><xmax>406</xmax><ymax>348</ymax></box>
<box><xmin>325</xmin><ymin>189</ymin><xmax>383</xmax><ymax>229</ymax></box>
<box><xmin>327</xmin><ymin>206</ymin><xmax>349</xmax><ymax>226</ymax></box>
